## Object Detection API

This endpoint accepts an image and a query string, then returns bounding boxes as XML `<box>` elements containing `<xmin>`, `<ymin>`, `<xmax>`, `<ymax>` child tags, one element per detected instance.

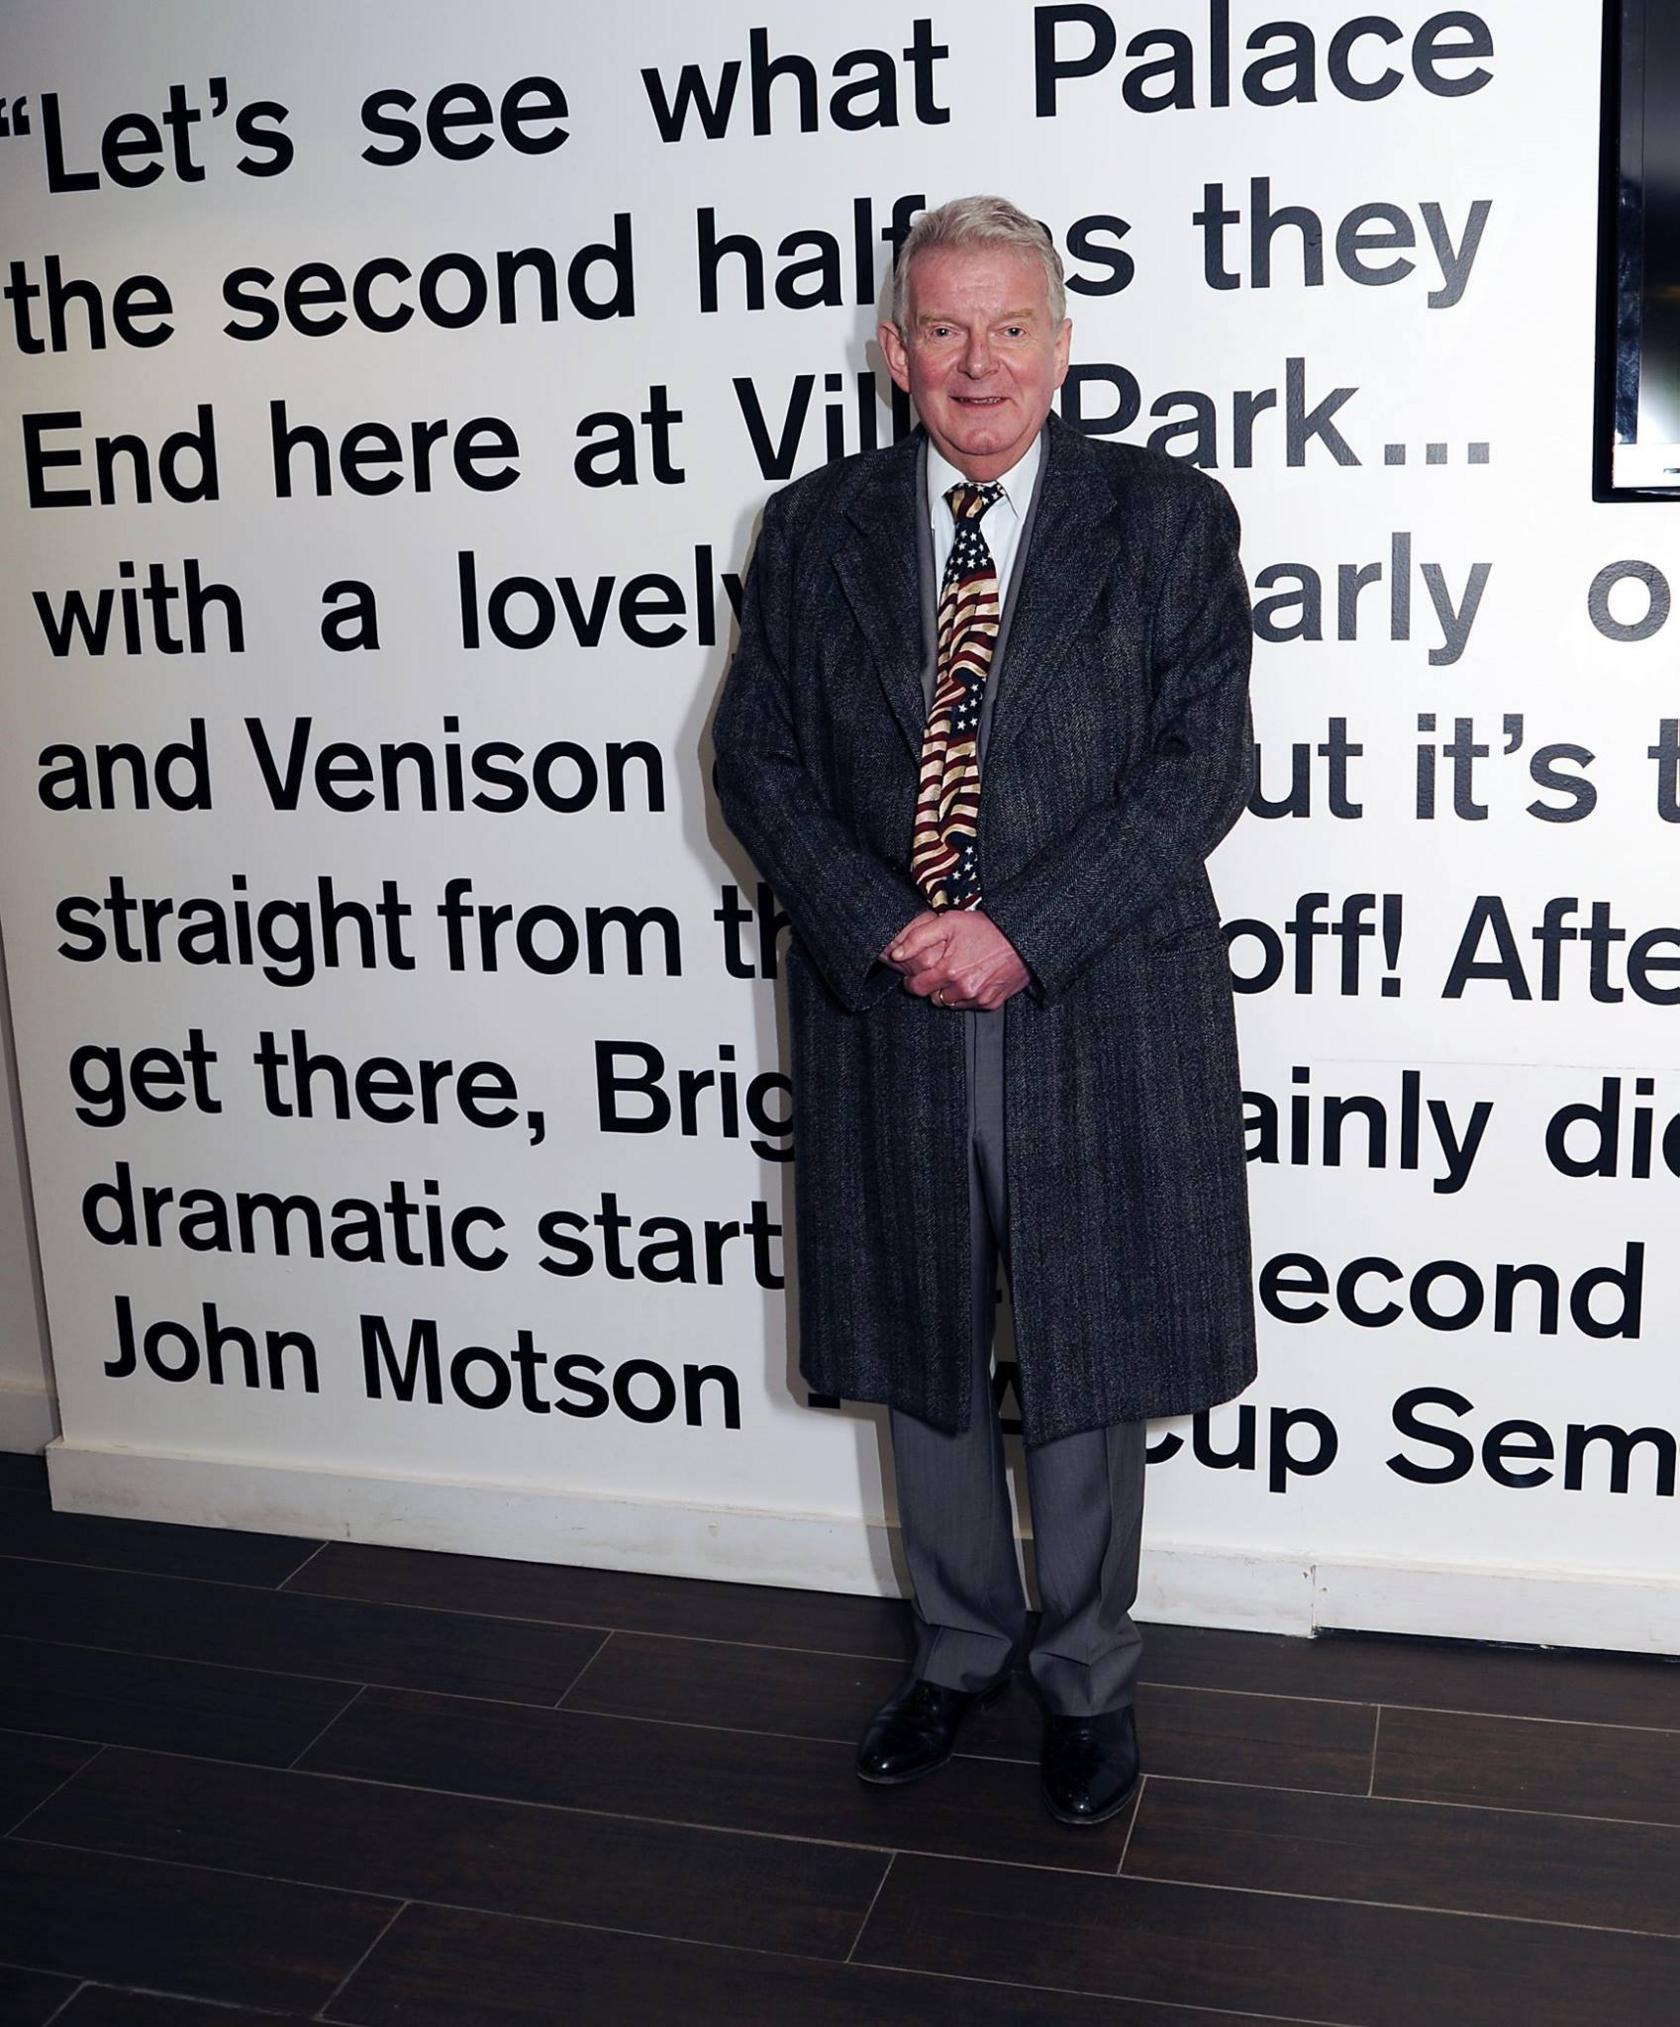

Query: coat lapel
<box><xmin>984</xmin><ymin>417</ymin><xmax>1126</xmax><ymax>770</ymax></box>
<box><xmin>830</xmin><ymin>417</ymin><xmax>1126</xmax><ymax>766</ymax></box>
<box><xmin>833</xmin><ymin>434</ymin><xmax>928</xmax><ymax>759</ymax></box>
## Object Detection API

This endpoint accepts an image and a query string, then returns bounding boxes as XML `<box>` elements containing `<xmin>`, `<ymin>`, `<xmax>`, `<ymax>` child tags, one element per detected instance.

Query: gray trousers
<box><xmin>887</xmin><ymin>1002</ymin><xmax>1148</xmax><ymax>1717</ymax></box>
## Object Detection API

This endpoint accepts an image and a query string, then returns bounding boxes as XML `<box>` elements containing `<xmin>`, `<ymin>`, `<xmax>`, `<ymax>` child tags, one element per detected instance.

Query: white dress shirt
<box><xmin>926</xmin><ymin>429</ymin><xmax>1043</xmax><ymax>610</ymax></box>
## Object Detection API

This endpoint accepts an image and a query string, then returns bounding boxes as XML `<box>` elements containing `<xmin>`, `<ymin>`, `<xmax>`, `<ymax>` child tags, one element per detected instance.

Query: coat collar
<box><xmin>832</xmin><ymin>430</ymin><xmax>925</xmax><ymax>756</ymax></box>
<box><xmin>832</xmin><ymin>414</ymin><xmax>1124</xmax><ymax>765</ymax></box>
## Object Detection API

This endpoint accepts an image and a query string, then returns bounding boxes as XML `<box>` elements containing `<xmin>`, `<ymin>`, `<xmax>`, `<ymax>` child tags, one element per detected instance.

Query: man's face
<box><xmin>879</xmin><ymin>242</ymin><xmax>1071</xmax><ymax>481</ymax></box>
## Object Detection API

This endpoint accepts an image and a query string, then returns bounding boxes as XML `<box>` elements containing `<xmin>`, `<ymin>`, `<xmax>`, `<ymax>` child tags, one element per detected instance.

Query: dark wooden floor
<box><xmin>1</xmin><ymin>1448</ymin><xmax>1677</xmax><ymax>2025</ymax></box>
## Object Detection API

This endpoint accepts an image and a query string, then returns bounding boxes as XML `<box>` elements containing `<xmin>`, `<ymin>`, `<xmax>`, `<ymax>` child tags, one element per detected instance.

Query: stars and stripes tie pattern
<box><xmin>911</xmin><ymin>480</ymin><xmax>1006</xmax><ymax>911</ymax></box>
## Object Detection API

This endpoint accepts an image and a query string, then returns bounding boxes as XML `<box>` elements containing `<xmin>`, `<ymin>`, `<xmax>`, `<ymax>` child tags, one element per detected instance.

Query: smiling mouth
<box><xmin>953</xmin><ymin>395</ymin><xmax>1007</xmax><ymax>405</ymax></box>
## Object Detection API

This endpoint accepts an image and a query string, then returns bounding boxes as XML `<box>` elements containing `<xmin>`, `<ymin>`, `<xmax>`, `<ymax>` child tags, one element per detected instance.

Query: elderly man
<box><xmin>711</xmin><ymin>194</ymin><xmax>1256</xmax><ymax>1825</ymax></box>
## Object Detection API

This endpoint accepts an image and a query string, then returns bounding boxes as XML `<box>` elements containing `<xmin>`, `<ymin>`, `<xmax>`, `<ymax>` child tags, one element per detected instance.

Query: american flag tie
<box><xmin>911</xmin><ymin>480</ymin><xmax>1006</xmax><ymax>911</ymax></box>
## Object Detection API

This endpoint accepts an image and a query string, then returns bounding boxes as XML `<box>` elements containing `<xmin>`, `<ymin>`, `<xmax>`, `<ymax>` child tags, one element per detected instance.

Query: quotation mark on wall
<box><xmin>0</xmin><ymin>97</ymin><xmax>31</xmax><ymax>137</ymax></box>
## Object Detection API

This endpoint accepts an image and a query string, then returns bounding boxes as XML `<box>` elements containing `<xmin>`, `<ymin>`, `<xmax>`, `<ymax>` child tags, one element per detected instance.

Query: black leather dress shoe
<box><xmin>855</xmin><ymin>1673</ymin><xmax>1010</xmax><ymax>1785</ymax></box>
<box><xmin>1041</xmin><ymin>1704</ymin><xmax>1140</xmax><ymax>1825</ymax></box>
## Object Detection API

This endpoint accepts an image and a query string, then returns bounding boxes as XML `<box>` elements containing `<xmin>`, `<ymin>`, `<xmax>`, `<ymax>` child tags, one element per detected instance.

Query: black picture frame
<box><xmin>1596</xmin><ymin>0</ymin><xmax>1680</xmax><ymax>499</ymax></box>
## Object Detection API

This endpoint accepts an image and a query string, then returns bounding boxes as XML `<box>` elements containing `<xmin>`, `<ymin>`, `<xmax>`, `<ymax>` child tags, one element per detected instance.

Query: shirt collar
<box><xmin>925</xmin><ymin>427</ymin><xmax>1043</xmax><ymax>521</ymax></box>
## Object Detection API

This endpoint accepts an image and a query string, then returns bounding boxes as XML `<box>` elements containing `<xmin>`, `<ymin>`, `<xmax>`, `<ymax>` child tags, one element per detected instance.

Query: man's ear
<box><xmin>878</xmin><ymin>321</ymin><xmax>912</xmax><ymax>393</ymax></box>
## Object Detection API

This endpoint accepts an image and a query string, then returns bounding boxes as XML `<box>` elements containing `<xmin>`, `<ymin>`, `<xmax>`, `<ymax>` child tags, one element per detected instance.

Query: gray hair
<box><xmin>889</xmin><ymin>194</ymin><xmax>1067</xmax><ymax>331</ymax></box>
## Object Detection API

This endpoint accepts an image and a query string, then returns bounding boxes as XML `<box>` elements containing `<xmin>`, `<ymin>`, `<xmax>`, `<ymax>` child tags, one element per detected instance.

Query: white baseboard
<box><xmin>0</xmin><ymin>1382</ymin><xmax>58</xmax><ymax>1456</ymax></box>
<box><xmin>1311</xmin><ymin>1554</ymin><xmax>1680</xmax><ymax>1659</ymax></box>
<box><xmin>39</xmin><ymin>1435</ymin><xmax>1680</xmax><ymax>1658</ymax></box>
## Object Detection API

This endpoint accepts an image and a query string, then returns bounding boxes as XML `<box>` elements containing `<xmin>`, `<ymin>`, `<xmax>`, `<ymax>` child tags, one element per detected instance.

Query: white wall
<box><xmin>1</xmin><ymin>0</ymin><xmax>1675</xmax><ymax>1651</ymax></box>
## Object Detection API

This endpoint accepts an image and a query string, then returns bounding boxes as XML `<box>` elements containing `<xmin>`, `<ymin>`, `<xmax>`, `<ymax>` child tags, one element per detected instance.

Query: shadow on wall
<box><xmin>0</xmin><ymin>912</ymin><xmax>58</xmax><ymax>1452</ymax></box>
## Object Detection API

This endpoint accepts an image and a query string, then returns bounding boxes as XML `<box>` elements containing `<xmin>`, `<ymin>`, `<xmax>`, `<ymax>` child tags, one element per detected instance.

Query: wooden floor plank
<box><xmin>19</xmin><ymin>1743</ymin><xmax>889</xmax><ymax>1962</ymax></box>
<box><xmin>0</xmin><ymin>1728</ymin><xmax>99</xmax><ymax>1835</ymax></box>
<box><xmin>286</xmin><ymin>1544</ymin><xmax>1680</xmax><ymax>1729</ymax></box>
<box><xmin>299</xmin><ymin>1682</ymin><xmax>1136</xmax><ymax>1871</ymax></box>
<box><xmin>328</xmin><ymin>1900</ymin><xmax>1300</xmax><ymax>2027</ymax></box>
<box><xmin>0</xmin><ymin>1487</ymin><xmax>319</xmax><ymax>1586</ymax></box>
<box><xmin>287</xmin><ymin>1538</ymin><xmax>915</xmax><ymax>1657</ymax></box>
<box><xmin>1</xmin><ymin>1636</ymin><xmax>359</xmax><ymax>1765</ymax></box>
<box><xmin>1127</xmin><ymin>1772</ymin><xmax>1680</xmax><ymax>1934</ymax></box>
<box><xmin>564</xmin><ymin>1632</ymin><xmax>1376</xmax><ymax>1791</ymax></box>
<box><xmin>27</xmin><ymin>1497</ymin><xmax>1664</xmax><ymax>1728</ymax></box>
<box><xmin>48</xmin><ymin>1991</ymin><xmax>325</xmax><ymax>2027</ymax></box>
<box><xmin>856</xmin><ymin>1850</ymin><xmax>1680</xmax><ymax>2024</ymax></box>
<box><xmin>1144</xmin><ymin>1623</ymin><xmax>1680</xmax><ymax>1730</ymax></box>
<box><xmin>0</xmin><ymin>1457</ymin><xmax>48</xmax><ymax>1494</ymax></box>
<box><xmin>0</xmin><ymin>1559</ymin><xmax>605</xmax><ymax>1707</ymax></box>
<box><xmin>1375</xmin><ymin>1704</ymin><xmax>1680</xmax><ymax>1825</ymax></box>
<box><xmin>0</xmin><ymin>1838</ymin><xmax>396</xmax><ymax>2013</ymax></box>
<box><xmin>561</xmin><ymin>1630</ymin><xmax>905</xmax><ymax>1736</ymax></box>
<box><xmin>0</xmin><ymin>1961</ymin><xmax>78</xmax><ymax>2027</ymax></box>
<box><xmin>1134</xmin><ymin>1682</ymin><xmax>1375</xmax><ymax>1793</ymax></box>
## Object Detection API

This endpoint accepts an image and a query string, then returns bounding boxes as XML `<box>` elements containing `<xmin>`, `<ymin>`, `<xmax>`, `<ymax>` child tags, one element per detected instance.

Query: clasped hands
<box><xmin>878</xmin><ymin>908</ymin><xmax>1032</xmax><ymax>1012</ymax></box>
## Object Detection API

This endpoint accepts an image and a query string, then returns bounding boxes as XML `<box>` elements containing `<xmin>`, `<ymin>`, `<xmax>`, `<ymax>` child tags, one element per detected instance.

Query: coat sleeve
<box><xmin>980</xmin><ymin>475</ymin><xmax>1254</xmax><ymax>1004</ymax></box>
<box><xmin>711</xmin><ymin>493</ymin><xmax>928</xmax><ymax>1014</ymax></box>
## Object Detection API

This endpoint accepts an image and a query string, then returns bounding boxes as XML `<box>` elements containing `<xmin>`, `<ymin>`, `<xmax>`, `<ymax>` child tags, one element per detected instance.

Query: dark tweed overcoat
<box><xmin>711</xmin><ymin>411</ymin><xmax>1257</xmax><ymax>1448</ymax></box>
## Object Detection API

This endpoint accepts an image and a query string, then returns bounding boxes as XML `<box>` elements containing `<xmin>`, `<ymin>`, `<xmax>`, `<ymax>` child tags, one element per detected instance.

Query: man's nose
<box><xmin>961</xmin><ymin>331</ymin><xmax>994</xmax><ymax>376</ymax></box>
